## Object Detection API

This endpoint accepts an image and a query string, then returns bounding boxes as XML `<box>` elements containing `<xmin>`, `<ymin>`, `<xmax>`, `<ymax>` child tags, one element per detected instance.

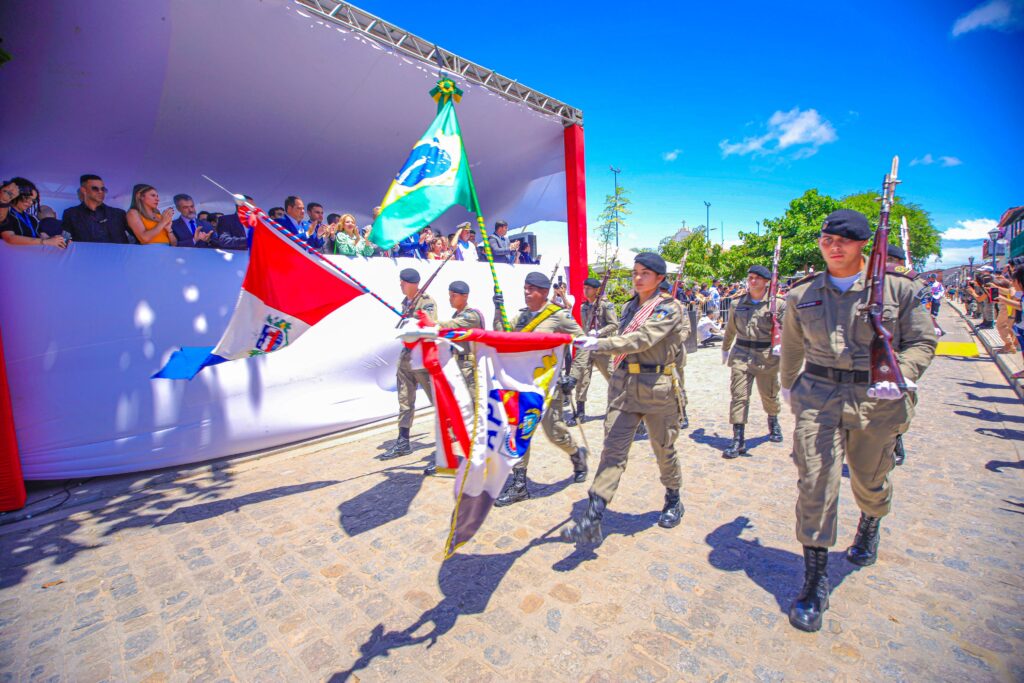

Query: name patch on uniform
<box><xmin>734</xmin><ymin>306</ymin><xmax>751</xmax><ymax>312</ymax></box>
<box><xmin>796</xmin><ymin>300</ymin><xmax>823</xmax><ymax>309</ymax></box>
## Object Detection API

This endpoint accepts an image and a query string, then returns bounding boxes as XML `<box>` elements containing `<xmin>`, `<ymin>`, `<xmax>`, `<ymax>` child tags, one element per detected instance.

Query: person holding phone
<box><xmin>126</xmin><ymin>184</ymin><xmax>176</xmax><ymax>246</ymax></box>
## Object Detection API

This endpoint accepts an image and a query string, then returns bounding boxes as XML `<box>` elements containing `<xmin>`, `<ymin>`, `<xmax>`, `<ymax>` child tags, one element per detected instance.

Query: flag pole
<box><xmin>202</xmin><ymin>176</ymin><xmax>404</xmax><ymax>318</ymax></box>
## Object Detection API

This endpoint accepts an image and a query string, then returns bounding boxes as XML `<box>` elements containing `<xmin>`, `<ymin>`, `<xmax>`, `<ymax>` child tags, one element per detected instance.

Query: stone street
<box><xmin>1</xmin><ymin>306</ymin><xmax>1022</xmax><ymax>682</ymax></box>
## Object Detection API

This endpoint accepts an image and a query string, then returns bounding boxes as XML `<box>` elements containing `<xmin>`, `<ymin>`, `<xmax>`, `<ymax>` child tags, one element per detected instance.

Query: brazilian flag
<box><xmin>369</xmin><ymin>92</ymin><xmax>480</xmax><ymax>249</ymax></box>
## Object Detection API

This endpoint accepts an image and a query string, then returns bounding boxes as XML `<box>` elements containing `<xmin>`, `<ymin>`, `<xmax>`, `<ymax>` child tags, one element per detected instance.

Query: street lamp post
<box><xmin>610</xmin><ymin>166</ymin><xmax>621</xmax><ymax>248</ymax></box>
<box><xmin>756</xmin><ymin>220</ymin><xmax>760</xmax><ymax>236</ymax></box>
<box><xmin>704</xmin><ymin>201</ymin><xmax>711</xmax><ymax>241</ymax></box>
<box><xmin>968</xmin><ymin>256</ymin><xmax>974</xmax><ymax>276</ymax></box>
<box><xmin>988</xmin><ymin>227</ymin><xmax>1000</xmax><ymax>271</ymax></box>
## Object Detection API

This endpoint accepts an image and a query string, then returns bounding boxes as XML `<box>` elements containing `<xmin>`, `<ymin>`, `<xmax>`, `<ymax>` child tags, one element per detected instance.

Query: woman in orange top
<box><xmin>126</xmin><ymin>184</ymin><xmax>176</xmax><ymax>245</ymax></box>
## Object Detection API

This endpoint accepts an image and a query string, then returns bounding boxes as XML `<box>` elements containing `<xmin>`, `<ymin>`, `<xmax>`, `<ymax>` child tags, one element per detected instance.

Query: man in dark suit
<box><xmin>213</xmin><ymin>195</ymin><xmax>252</xmax><ymax>250</ymax></box>
<box><xmin>171</xmin><ymin>194</ymin><xmax>217</xmax><ymax>248</ymax></box>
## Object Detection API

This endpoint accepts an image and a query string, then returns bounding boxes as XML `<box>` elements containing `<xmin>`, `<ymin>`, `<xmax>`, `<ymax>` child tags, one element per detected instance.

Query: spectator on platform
<box><xmin>513</xmin><ymin>239</ymin><xmax>537</xmax><ymax>264</ymax></box>
<box><xmin>126</xmin><ymin>184</ymin><xmax>176</xmax><ymax>246</ymax></box>
<box><xmin>396</xmin><ymin>226</ymin><xmax>432</xmax><ymax>259</ymax></box>
<box><xmin>62</xmin><ymin>174</ymin><xmax>131</xmax><ymax>243</ymax></box>
<box><xmin>277</xmin><ymin>196</ymin><xmax>308</xmax><ymax>239</ymax></box>
<box><xmin>209</xmin><ymin>212</ymin><xmax>224</xmax><ymax>229</ymax></box>
<box><xmin>268</xmin><ymin>206</ymin><xmax>286</xmax><ymax>221</ymax></box>
<box><xmin>171</xmin><ymin>194</ymin><xmax>216</xmax><ymax>248</ymax></box>
<box><xmin>197</xmin><ymin>211</ymin><xmax>210</xmax><ymax>222</ymax></box>
<box><xmin>1</xmin><ymin>177</ymin><xmax>67</xmax><ymax>248</ymax></box>
<box><xmin>332</xmin><ymin>213</ymin><xmax>374</xmax><ymax>257</ymax></box>
<box><xmin>427</xmin><ymin>236</ymin><xmax>451</xmax><ymax>261</ymax></box>
<box><xmin>211</xmin><ymin>197</ymin><xmax>250</xmax><ymax>250</ymax></box>
<box><xmin>487</xmin><ymin>219</ymin><xmax>512</xmax><ymax>263</ymax></box>
<box><xmin>697</xmin><ymin>310</ymin><xmax>724</xmax><ymax>347</ymax></box>
<box><xmin>450</xmin><ymin>222</ymin><xmax>475</xmax><ymax>261</ymax></box>
<box><xmin>37</xmin><ymin>205</ymin><xmax>62</xmax><ymax>238</ymax></box>
<box><xmin>306</xmin><ymin>202</ymin><xmax>326</xmax><ymax>250</ymax></box>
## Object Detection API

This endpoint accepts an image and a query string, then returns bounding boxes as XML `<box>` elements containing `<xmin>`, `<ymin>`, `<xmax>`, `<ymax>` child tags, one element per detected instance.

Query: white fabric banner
<box><xmin>0</xmin><ymin>242</ymin><xmax>537</xmax><ymax>479</ymax></box>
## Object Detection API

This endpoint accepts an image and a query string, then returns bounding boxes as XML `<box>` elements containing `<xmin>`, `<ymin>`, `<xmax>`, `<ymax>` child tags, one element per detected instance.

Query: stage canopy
<box><xmin>0</xmin><ymin>0</ymin><xmax>575</xmax><ymax>229</ymax></box>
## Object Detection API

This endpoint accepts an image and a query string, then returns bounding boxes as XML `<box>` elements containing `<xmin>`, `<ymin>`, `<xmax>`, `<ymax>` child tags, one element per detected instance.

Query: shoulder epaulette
<box><xmin>790</xmin><ymin>272</ymin><xmax>821</xmax><ymax>288</ymax></box>
<box><xmin>886</xmin><ymin>263</ymin><xmax>918</xmax><ymax>280</ymax></box>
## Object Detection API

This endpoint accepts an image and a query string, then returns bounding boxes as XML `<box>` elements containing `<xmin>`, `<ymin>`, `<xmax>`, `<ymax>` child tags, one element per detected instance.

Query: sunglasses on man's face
<box><xmin>88</xmin><ymin>185</ymin><xmax>108</xmax><ymax>193</ymax></box>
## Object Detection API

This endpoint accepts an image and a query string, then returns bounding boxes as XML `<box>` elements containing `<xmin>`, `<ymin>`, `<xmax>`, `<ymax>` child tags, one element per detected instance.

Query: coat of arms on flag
<box><xmin>252</xmin><ymin>316</ymin><xmax>291</xmax><ymax>356</ymax></box>
<box><xmin>402</xmin><ymin>326</ymin><xmax>572</xmax><ymax>559</ymax></box>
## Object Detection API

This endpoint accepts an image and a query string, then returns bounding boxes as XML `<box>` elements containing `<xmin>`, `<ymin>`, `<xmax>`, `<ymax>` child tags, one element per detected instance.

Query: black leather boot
<box><xmin>561</xmin><ymin>493</ymin><xmax>606</xmax><ymax>546</ymax></box>
<box><xmin>570</xmin><ymin>447</ymin><xmax>588</xmax><ymax>483</ymax></box>
<box><xmin>423</xmin><ymin>461</ymin><xmax>437</xmax><ymax>476</ymax></box>
<box><xmin>722</xmin><ymin>424</ymin><xmax>746</xmax><ymax>459</ymax></box>
<box><xmin>576</xmin><ymin>401</ymin><xmax>586</xmax><ymax>423</ymax></box>
<box><xmin>845</xmin><ymin>513</ymin><xmax>881</xmax><ymax>566</ymax></box>
<box><xmin>893</xmin><ymin>435</ymin><xmax>906</xmax><ymax>466</ymax></box>
<box><xmin>680</xmin><ymin>408</ymin><xmax>689</xmax><ymax>430</ymax></box>
<box><xmin>634</xmin><ymin>420</ymin><xmax>649</xmax><ymax>441</ymax></box>
<box><xmin>658</xmin><ymin>489</ymin><xmax>684</xmax><ymax>528</ymax></box>
<box><xmin>494</xmin><ymin>468</ymin><xmax>530</xmax><ymax>507</ymax></box>
<box><xmin>565</xmin><ymin>407</ymin><xmax>577</xmax><ymax>427</ymax></box>
<box><xmin>788</xmin><ymin>546</ymin><xmax>830</xmax><ymax>632</ymax></box>
<box><xmin>381</xmin><ymin>427</ymin><xmax>412</xmax><ymax>459</ymax></box>
<box><xmin>768</xmin><ymin>415</ymin><xmax>783</xmax><ymax>443</ymax></box>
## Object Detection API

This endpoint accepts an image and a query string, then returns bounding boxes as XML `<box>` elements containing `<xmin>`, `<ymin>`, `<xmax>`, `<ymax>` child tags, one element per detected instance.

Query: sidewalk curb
<box><xmin>949</xmin><ymin>301</ymin><xmax>1024</xmax><ymax>401</ymax></box>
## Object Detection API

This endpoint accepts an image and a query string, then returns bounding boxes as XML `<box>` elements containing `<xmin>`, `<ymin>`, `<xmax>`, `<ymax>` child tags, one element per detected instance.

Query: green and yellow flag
<box><xmin>369</xmin><ymin>81</ymin><xmax>480</xmax><ymax>249</ymax></box>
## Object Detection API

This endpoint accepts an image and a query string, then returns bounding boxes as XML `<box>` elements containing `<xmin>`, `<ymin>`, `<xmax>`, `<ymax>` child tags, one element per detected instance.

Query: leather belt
<box><xmin>625</xmin><ymin>362</ymin><xmax>675</xmax><ymax>375</ymax></box>
<box><xmin>735</xmin><ymin>339</ymin><xmax>771</xmax><ymax>350</ymax></box>
<box><xmin>804</xmin><ymin>362</ymin><xmax>869</xmax><ymax>384</ymax></box>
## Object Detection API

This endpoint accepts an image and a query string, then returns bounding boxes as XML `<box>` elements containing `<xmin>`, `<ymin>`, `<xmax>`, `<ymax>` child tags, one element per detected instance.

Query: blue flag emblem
<box><xmin>395</xmin><ymin>137</ymin><xmax>453</xmax><ymax>187</ymax></box>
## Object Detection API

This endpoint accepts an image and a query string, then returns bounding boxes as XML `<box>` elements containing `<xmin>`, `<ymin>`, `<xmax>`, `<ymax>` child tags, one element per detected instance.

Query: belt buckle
<box><xmin>627</xmin><ymin>362</ymin><xmax>640</xmax><ymax>373</ymax></box>
<box><xmin>835</xmin><ymin>369</ymin><xmax>855</xmax><ymax>383</ymax></box>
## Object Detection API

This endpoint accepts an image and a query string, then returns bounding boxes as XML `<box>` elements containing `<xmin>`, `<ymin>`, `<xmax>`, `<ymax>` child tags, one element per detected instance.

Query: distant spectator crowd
<box><xmin>0</xmin><ymin>174</ymin><xmax>540</xmax><ymax>263</ymax></box>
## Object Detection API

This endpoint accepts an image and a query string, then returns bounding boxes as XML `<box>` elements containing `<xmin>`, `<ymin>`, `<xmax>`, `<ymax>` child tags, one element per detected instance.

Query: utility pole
<box><xmin>756</xmin><ymin>220</ymin><xmax>760</xmax><ymax>236</ymax></box>
<box><xmin>703</xmin><ymin>201</ymin><xmax>711</xmax><ymax>241</ymax></box>
<box><xmin>610</xmin><ymin>166</ymin><xmax>621</xmax><ymax>248</ymax></box>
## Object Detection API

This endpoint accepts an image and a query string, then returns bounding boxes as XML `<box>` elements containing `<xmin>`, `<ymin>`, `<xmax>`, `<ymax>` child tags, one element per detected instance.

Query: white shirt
<box><xmin>828</xmin><ymin>272</ymin><xmax>861</xmax><ymax>293</ymax></box>
<box><xmin>697</xmin><ymin>316</ymin><xmax>722</xmax><ymax>341</ymax></box>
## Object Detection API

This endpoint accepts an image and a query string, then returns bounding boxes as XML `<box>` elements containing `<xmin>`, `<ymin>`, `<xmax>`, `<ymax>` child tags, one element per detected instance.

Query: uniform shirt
<box><xmin>399</xmin><ymin>293</ymin><xmax>437</xmax><ymax>359</ymax></box>
<box><xmin>580</xmin><ymin>299</ymin><xmax>619</xmax><ymax>337</ymax></box>
<box><xmin>438</xmin><ymin>306</ymin><xmax>485</xmax><ymax>331</ymax></box>
<box><xmin>779</xmin><ymin>268</ymin><xmax>937</xmax><ymax>390</ymax></box>
<box><xmin>593</xmin><ymin>292</ymin><xmax>684</xmax><ymax>414</ymax></box>
<box><xmin>500</xmin><ymin>305</ymin><xmax>583</xmax><ymax>336</ymax></box>
<box><xmin>61</xmin><ymin>203</ymin><xmax>131</xmax><ymax>244</ymax></box>
<box><xmin>722</xmin><ymin>293</ymin><xmax>786</xmax><ymax>371</ymax></box>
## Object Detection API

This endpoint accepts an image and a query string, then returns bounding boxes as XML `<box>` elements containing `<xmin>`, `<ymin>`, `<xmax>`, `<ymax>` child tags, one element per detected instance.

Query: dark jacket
<box><xmin>212</xmin><ymin>213</ymin><xmax>249</xmax><ymax>250</ymax></box>
<box><xmin>171</xmin><ymin>217</ymin><xmax>216</xmax><ymax>248</ymax></box>
<box><xmin>61</xmin><ymin>203</ymin><xmax>132</xmax><ymax>243</ymax></box>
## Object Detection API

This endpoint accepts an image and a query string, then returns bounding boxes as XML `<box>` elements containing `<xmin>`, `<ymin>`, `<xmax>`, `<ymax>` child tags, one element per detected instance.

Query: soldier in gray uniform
<box><xmin>383</xmin><ymin>268</ymin><xmax>437</xmax><ymax>459</ymax></box>
<box><xmin>780</xmin><ymin>209</ymin><xmax>936</xmax><ymax>632</ymax></box>
<box><xmin>492</xmin><ymin>272</ymin><xmax>589</xmax><ymax>506</ymax></box>
<box><xmin>720</xmin><ymin>264</ymin><xmax>785</xmax><ymax>458</ymax></box>
<box><xmin>885</xmin><ymin>244</ymin><xmax>920</xmax><ymax>467</ymax></box>
<box><xmin>562</xmin><ymin>253</ymin><xmax>686</xmax><ymax>545</ymax></box>
<box><xmin>568</xmin><ymin>277</ymin><xmax>618</xmax><ymax>426</ymax></box>
<box><xmin>421</xmin><ymin>280</ymin><xmax>486</xmax><ymax>476</ymax></box>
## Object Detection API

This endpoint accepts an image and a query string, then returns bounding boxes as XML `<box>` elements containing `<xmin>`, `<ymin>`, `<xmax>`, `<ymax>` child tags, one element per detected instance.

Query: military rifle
<box><xmin>900</xmin><ymin>215</ymin><xmax>911</xmax><ymax>269</ymax></box>
<box><xmin>670</xmin><ymin>250</ymin><xmax>689</xmax><ymax>299</ymax></box>
<box><xmin>863</xmin><ymin>156</ymin><xmax>909</xmax><ymax>392</ymax></box>
<box><xmin>769</xmin><ymin>236</ymin><xmax>783</xmax><ymax>356</ymax></box>
<box><xmin>586</xmin><ymin>249</ymin><xmax>618</xmax><ymax>332</ymax></box>
<box><xmin>395</xmin><ymin>248</ymin><xmax>456</xmax><ymax>328</ymax></box>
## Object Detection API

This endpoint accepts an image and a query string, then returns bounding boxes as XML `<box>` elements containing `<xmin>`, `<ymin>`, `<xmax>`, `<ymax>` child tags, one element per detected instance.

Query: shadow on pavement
<box><xmin>954</xmin><ymin>408</ymin><xmax>1024</xmax><ymax>424</ymax></box>
<box><xmin>976</xmin><ymin>426</ymin><xmax>1024</xmax><ymax>441</ymax></box>
<box><xmin>985</xmin><ymin>459</ymin><xmax>1024</xmax><ymax>473</ymax></box>
<box><xmin>705</xmin><ymin>516</ymin><xmax>861</xmax><ymax>614</ymax></box>
<box><xmin>957</xmin><ymin>380</ymin><xmax>1012</xmax><ymax>392</ymax></box>
<box><xmin>965</xmin><ymin>392</ymin><xmax>1022</xmax><ymax>405</ymax></box>
<box><xmin>329</xmin><ymin>523</ymin><xmax>565</xmax><ymax>682</ymax></box>
<box><xmin>551</xmin><ymin>498</ymin><xmax>660</xmax><ymax>572</ymax></box>
<box><xmin>338</xmin><ymin>468</ymin><xmax>424</xmax><ymax>536</ymax></box>
<box><xmin>158</xmin><ymin>480</ymin><xmax>339</xmax><ymax>526</ymax></box>
<box><xmin>1000</xmin><ymin>500</ymin><xmax>1024</xmax><ymax>516</ymax></box>
<box><xmin>688</xmin><ymin>427</ymin><xmax>732</xmax><ymax>451</ymax></box>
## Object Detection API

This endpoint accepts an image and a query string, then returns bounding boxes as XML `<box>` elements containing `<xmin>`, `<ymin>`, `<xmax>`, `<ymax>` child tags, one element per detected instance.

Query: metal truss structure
<box><xmin>295</xmin><ymin>0</ymin><xmax>584</xmax><ymax>126</ymax></box>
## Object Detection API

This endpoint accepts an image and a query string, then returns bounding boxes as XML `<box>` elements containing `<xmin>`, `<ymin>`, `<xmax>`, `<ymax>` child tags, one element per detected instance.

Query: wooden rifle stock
<box><xmin>864</xmin><ymin>156</ymin><xmax>908</xmax><ymax>390</ymax></box>
<box><xmin>769</xmin><ymin>236</ymin><xmax>782</xmax><ymax>355</ymax></box>
<box><xmin>396</xmin><ymin>249</ymin><xmax>456</xmax><ymax>327</ymax></box>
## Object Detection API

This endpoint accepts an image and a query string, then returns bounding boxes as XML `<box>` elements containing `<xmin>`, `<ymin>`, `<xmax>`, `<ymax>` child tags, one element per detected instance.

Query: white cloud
<box><xmin>941</xmin><ymin>218</ymin><xmax>998</xmax><ymax>240</ymax></box>
<box><xmin>661</xmin><ymin>148</ymin><xmax>683</xmax><ymax>162</ymax></box>
<box><xmin>952</xmin><ymin>0</ymin><xmax>1022</xmax><ymax>36</ymax></box>
<box><xmin>720</xmin><ymin>108</ymin><xmax>837</xmax><ymax>159</ymax></box>
<box><xmin>925</xmin><ymin>243</ymin><xmax>985</xmax><ymax>270</ymax></box>
<box><xmin>911</xmin><ymin>153</ymin><xmax>963</xmax><ymax>167</ymax></box>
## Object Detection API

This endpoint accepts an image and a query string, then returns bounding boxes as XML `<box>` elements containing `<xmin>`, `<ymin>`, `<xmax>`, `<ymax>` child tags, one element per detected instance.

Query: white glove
<box><xmin>721</xmin><ymin>349</ymin><xmax>729</xmax><ymax>365</ymax></box>
<box><xmin>573</xmin><ymin>336</ymin><xmax>600</xmax><ymax>351</ymax></box>
<box><xmin>867</xmin><ymin>378</ymin><xmax>917</xmax><ymax>400</ymax></box>
<box><xmin>396</xmin><ymin>326</ymin><xmax>439</xmax><ymax>343</ymax></box>
<box><xmin>587</xmin><ymin>329</ymin><xmax>598</xmax><ymax>337</ymax></box>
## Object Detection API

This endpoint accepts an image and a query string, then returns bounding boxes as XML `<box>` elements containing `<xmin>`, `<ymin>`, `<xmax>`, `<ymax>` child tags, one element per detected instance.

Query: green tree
<box><xmin>659</xmin><ymin>230</ymin><xmax>727</xmax><ymax>284</ymax></box>
<box><xmin>596</xmin><ymin>186</ymin><xmax>631</xmax><ymax>264</ymax></box>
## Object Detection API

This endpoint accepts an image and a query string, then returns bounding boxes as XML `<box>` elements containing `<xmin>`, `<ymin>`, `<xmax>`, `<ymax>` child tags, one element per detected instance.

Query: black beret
<box><xmin>399</xmin><ymin>268</ymin><xmax>421</xmax><ymax>284</ymax></box>
<box><xmin>886</xmin><ymin>244</ymin><xmax>906</xmax><ymax>261</ymax></box>
<box><xmin>634</xmin><ymin>252</ymin><xmax>667</xmax><ymax>275</ymax></box>
<box><xmin>524</xmin><ymin>271</ymin><xmax>551</xmax><ymax>289</ymax></box>
<box><xmin>448</xmin><ymin>280</ymin><xmax>469</xmax><ymax>294</ymax></box>
<box><xmin>821</xmin><ymin>209</ymin><xmax>871</xmax><ymax>241</ymax></box>
<box><xmin>583</xmin><ymin>277</ymin><xmax>601</xmax><ymax>288</ymax></box>
<box><xmin>748</xmin><ymin>265</ymin><xmax>771</xmax><ymax>280</ymax></box>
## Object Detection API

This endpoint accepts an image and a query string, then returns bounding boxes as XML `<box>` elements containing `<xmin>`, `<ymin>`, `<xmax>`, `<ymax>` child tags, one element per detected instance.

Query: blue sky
<box><xmin>360</xmin><ymin>0</ymin><xmax>1023</xmax><ymax>267</ymax></box>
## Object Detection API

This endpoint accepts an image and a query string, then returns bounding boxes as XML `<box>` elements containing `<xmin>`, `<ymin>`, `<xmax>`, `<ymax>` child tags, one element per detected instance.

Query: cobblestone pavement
<box><xmin>1</xmin><ymin>307</ymin><xmax>1022</xmax><ymax>682</ymax></box>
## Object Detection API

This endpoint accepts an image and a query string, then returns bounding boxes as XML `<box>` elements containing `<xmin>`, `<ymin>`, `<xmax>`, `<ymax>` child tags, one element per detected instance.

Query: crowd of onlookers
<box><xmin>0</xmin><ymin>173</ymin><xmax>540</xmax><ymax>264</ymax></box>
<box><xmin>959</xmin><ymin>262</ymin><xmax>1024</xmax><ymax>377</ymax></box>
